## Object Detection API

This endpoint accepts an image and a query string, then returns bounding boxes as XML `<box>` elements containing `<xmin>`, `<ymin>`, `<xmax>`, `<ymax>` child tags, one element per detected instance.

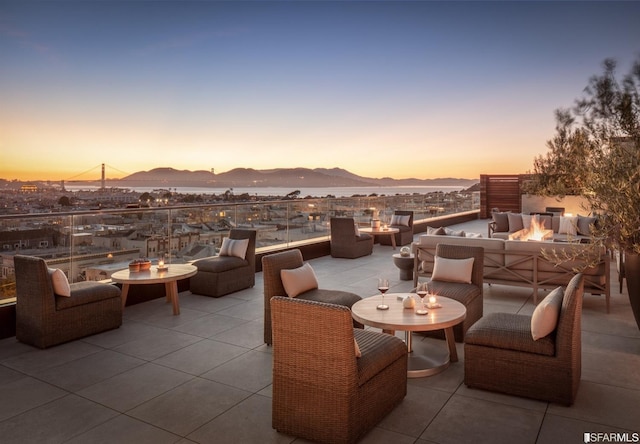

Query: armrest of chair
<box><xmin>488</xmin><ymin>221</ymin><xmax>497</xmax><ymax>238</ymax></box>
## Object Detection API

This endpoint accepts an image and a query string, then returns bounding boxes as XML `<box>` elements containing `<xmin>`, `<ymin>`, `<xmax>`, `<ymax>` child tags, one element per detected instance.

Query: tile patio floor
<box><xmin>1</xmin><ymin>218</ymin><xmax>639</xmax><ymax>444</ymax></box>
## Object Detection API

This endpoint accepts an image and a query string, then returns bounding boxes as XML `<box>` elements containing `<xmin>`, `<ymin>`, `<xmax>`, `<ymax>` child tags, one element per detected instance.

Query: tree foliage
<box><xmin>527</xmin><ymin>57</ymin><xmax>640</xmax><ymax>252</ymax></box>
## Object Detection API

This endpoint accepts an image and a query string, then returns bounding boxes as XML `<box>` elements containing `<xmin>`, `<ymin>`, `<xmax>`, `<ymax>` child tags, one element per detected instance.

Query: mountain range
<box><xmin>87</xmin><ymin>167</ymin><xmax>478</xmax><ymax>188</ymax></box>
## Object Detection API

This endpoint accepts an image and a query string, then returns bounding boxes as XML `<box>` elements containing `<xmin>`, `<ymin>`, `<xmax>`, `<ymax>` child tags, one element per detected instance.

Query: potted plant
<box><xmin>526</xmin><ymin>57</ymin><xmax>640</xmax><ymax>329</ymax></box>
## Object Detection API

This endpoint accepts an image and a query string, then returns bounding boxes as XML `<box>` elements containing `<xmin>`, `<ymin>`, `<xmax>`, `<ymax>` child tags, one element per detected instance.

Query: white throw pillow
<box><xmin>558</xmin><ymin>216</ymin><xmax>578</xmax><ymax>235</ymax></box>
<box><xmin>391</xmin><ymin>215</ymin><xmax>410</xmax><ymax>226</ymax></box>
<box><xmin>280</xmin><ymin>263</ymin><xmax>319</xmax><ymax>297</ymax></box>
<box><xmin>354</xmin><ymin>338</ymin><xmax>362</xmax><ymax>358</ymax></box>
<box><xmin>531</xmin><ymin>286</ymin><xmax>564</xmax><ymax>340</ymax></box>
<box><xmin>50</xmin><ymin>268</ymin><xmax>71</xmax><ymax>297</ymax></box>
<box><xmin>354</xmin><ymin>222</ymin><xmax>360</xmax><ymax>237</ymax></box>
<box><xmin>219</xmin><ymin>237</ymin><xmax>249</xmax><ymax>259</ymax></box>
<box><xmin>431</xmin><ymin>256</ymin><xmax>475</xmax><ymax>284</ymax></box>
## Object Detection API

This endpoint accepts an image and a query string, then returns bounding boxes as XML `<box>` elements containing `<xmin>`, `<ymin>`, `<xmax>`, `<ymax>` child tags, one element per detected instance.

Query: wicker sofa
<box><xmin>262</xmin><ymin>249</ymin><xmax>363</xmax><ymax>345</ymax></box>
<box><xmin>464</xmin><ymin>273</ymin><xmax>584</xmax><ymax>405</ymax></box>
<box><xmin>190</xmin><ymin>229</ymin><xmax>256</xmax><ymax>298</ymax></box>
<box><xmin>271</xmin><ymin>296</ymin><xmax>407</xmax><ymax>444</ymax></box>
<box><xmin>413</xmin><ymin>234</ymin><xmax>610</xmax><ymax>312</ymax></box>
<box><xmin>14</xmin><ymin>255</ymin><xmax>122</xmax><ymax>349</ymax></box>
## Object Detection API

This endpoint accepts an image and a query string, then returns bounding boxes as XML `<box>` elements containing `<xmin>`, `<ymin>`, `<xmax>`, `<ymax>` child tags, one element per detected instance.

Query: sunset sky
<box><xmin>2</xmin><ymin>1</ymin><xmax>640</xmax><ymax>182</ymax></box>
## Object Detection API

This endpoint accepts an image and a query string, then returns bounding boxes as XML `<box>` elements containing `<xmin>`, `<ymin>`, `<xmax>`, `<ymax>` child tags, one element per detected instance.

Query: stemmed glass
<box><xmin>416</xmin><ymin>282</ymin><xmax>429</xmax><ymax>314</ymax></box>
<box><xmin>377</xmin><ymin>278</ymin><xmax>389</xmax><ymax>310</ymax></box>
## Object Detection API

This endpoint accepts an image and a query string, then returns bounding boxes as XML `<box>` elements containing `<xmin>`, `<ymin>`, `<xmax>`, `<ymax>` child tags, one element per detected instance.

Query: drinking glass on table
<box><xmin>377</xmin><ymin>278</ymin><xmax>389</xmax><ymax>310</ymax></box>
<box><xmin>416</xmin><ymin>282</ymin><xmax>428</xmax><ymax>309</ymax></box>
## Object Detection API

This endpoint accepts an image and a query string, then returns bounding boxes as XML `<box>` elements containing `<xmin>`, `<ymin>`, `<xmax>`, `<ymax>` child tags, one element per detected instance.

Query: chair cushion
<box><xmin>465</xmin><ymin>312</ymin><xmax>555</xmax><ymax>356</ymax></box>
<box><xmin>531</xmin><ymin>287</ymin><xmax>564</xmax><ymax>340</ymax></box>
<box><xmin>432</xmin><ymin>256</ymin><xmax>474</xmax><ymax>284</ymax></box>
<box><xmin>296</xmin><ymin>288</ymin><xmax>361</xmax><ymax>308</ymax></box>
<box><xmin>427</xmin><ymin>281</ymin><xmax>480</xmax><ymax>306</ymax></box>
<box><xmin>56</xmin><ymin>282</ymin><xmax>121</xmax><ymax>310</ymax></box>
<box><xmin>194</xmin><ymin>256</ymin><xmax>248</xmax><ymax>273</ymax></box>
<box><xmin>354</xmin><ymin>328</ymin><xmax>406</xmax><ymax>385</ymax></box>
<box><xmin>219</xmin><ymin>237</ymin><xmax>249</xmax><ymax>259</ymax></box>
<box><xmin>577</xmin><ymin>215</ymin><xmax>597</xmax><ymax>236</ymax></box>
<box><xmin>281</xmin><ymin>263</ymin><xmax>319</xmax><ymax>297</ymax></box>
<box><xmin>559</xmin><ymin>216</ymin><xmax>578</xmax><ymax>236</ymax></box>
<box><xmin>49</xmin><ymin>268</ymin><xmax>71</xmax><ymax>297</ymax></box>
<box><xmin>508</xmin><ymin>213</ymin><xmax>524</xmax><ymax>232</ymax></box>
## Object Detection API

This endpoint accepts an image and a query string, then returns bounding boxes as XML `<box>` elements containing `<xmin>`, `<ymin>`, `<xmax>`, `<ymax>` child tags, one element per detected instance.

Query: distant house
<box><xmin>0</xmin><ymin>228</ymin><xmax>58</xmax><ymax>251</ymax></box>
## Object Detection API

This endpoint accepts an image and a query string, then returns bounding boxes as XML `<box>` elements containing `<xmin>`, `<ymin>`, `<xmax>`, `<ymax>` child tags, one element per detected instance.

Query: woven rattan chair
<box><xmin>271</xmin><ymin>296</ymin><xmax>407</xmax><ymax>444</ymax></box>
<box><xmin>464</xmin><ymin>273</ymin><xmax>584</xmax><ymax>405</ymax></box>
<box><xmin>14</xmin><ymin>255</ymin><xmax>122</xmax><ymax>349</ymax></box>
<box><xmin>330</xmin><ymin>217</ymin><xmax>373</xmax><ymax>259</ymax></box>
<box><xmin>423</xmin><ymin>243</ymin><xmax>484</xmax><ymax>342</ymax></box>
<box><xmin>379</xmin><ymin>210</ymin><xmax>414</xmax><ymax>247</ymax></box>
<box><xmin>262</xmin><ymin>249</ymin><xmax>362</xmax><ymax>345</ymax></box>
<box><xmin>190</xmin><ymin>229</ymin><xmax>256</xmax><ymax>297</ymax></box>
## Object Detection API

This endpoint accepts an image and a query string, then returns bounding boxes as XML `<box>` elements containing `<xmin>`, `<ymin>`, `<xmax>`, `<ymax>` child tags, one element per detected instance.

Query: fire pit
<box><xmin>508</xmin><ymin>218</ymin><xmax>554</xmax><ymax>241</ymax></box>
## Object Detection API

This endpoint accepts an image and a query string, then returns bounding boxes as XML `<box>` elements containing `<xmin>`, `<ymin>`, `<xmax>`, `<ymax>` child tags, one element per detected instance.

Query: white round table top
<box><xmin>111</xmin><ymin>264</ymin><xmax>197</xmax><ymax>285</ymax></box>
<box><xmin>351</xmin><ymin>293</ymin><xmax>466</xmax><ymax>332</ymax></box>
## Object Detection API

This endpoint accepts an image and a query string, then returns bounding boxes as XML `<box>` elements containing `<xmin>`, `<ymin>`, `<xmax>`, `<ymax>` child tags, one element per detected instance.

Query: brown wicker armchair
<box><xmin>190</xmin><ymin>229</ymin><xmax>256</xmax><ymax>298</ymax></box>
<box><xmin>330</xmin><ymin>217</ymin><xmax>373</xmax><ymax>259</ymax></box>
<box><xmin>423</xmin><ymin>243</ymin><xmax>484</xmax><ymax>342</ymax></box>
<box><xmin>379</xmin><ymin>210</ymin><xmax>414</xmax><ymax>246</ymax></box>
<box><xmin>15</xmin><ymin>255</ymin><xmax>122</xmax><ymax>349</ymax></box>
<box><xmin>262</xmin><ymin>249</ymin><xmax>362</xmax><ymax>345</ymax></box>
<box><xmin>464</xmin><ymin>273</ymin><xmax>584</xmax><ymax>405</ymax></box>
<box><xmin>271</xmin><ymin>296</ymin><xmax>407</xmax><ymax>444</ymax></box>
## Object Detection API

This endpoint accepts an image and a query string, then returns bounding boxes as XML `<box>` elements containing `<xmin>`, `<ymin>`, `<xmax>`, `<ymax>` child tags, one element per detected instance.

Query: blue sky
<box><xmin>2</xmin><ymin>0</ymin><xmax>639</xmax><ymax>181</ymax></box>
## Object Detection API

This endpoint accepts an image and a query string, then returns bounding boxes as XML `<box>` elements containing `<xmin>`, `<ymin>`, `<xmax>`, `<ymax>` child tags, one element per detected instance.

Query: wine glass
<box><xmin>416</xmin><ymin>282</ymin><xmax>428</xmax><ymax>309</ymax></box>
<box><xmin>377</xmin><ymin>278</ymin><xmax>389</xmax><ymax>310</ymax></box>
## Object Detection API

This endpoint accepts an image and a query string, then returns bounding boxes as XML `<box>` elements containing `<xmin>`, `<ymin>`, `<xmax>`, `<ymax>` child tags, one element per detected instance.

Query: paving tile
<box><xmin>421</xmin><ymin>394</ymin><xmax>544</xmax><ymax>444</ymax></box>
<box><xmin>112</xmin><ymin>329</ymin><xmax>202</xmax><ymax>361</ymax></box>
<box><xmin>0</xmin><ymin>394</ymin><xmax>118</xmax><ymax>443</ymax></box>
<box><xmin>31</xmin><ymin>349</ymin><xmax>145</xmax><ymax>392</ymax></box>
<box><xmin>65</xmin><ymin>414</ymin><xmax>181</xmax><ymax>444</ymax></box>
<box><xmin>77</xmin><ymin>362</ymin><xmax>194</xmax><ymax>412</ymax></box>
<box><xmin>537</xmin><ymin>413</ymin><xmax>638</xmax><ymax>444</ymax></box>
<box><xmin>1</xmin><ymin>340</ymin><xmax>102</xmax><ymax>375</ymax></box>
<box><xmin>169</xmin><ymin>313</ymin><xmax>249</xmax><ymax>338</ymax></box>
<box><xmin>186</xmin><ymin>394</ymin><xmax>290</xmax><ymax>444</ymax></box>
<box><xmin>128</xmin><ymin>377</ymin><xmax>251</xmax><ymax>436</ymax></box>
<box><xmin>200</xmin><ymin>349</ymin><xmax>272</xmax><ymax>393</ymax></box>
<box><xmin>80</xmin><ymin>320</ymin><xmax>167</xmax><ymax>349</ymax></box>
<box><xmin>153</xmin><ymin>338</ymin><xmax>248</xmax><ymax>375</ymax></box>
<box><xmin>209</xmin><ymin>319</ymin><xmax>265</xmax><ymax>349</ymax></box>
<box><xmin>0</xmin><ymin>376</ymin><xmax>67</xmax><ymax>421</ymax></box>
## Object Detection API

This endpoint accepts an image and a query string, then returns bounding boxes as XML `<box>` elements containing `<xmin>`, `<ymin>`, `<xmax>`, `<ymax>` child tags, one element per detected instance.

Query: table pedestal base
<box><xmin>407</xmin><ymin>345</ymin><xmax>450</xmax><ymax>378</ymax></box>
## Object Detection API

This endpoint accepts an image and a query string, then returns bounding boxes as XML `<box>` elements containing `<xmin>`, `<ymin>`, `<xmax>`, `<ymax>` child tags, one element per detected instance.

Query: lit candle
<box><xmin>158</xmin><ymin>259</ymin><xmax>165</xmax><ymax>267</ymax></box>
<box><xmin>429</xmin><ymin>295</ymin><xmax>437</xmax><ymax>305</ymax></box>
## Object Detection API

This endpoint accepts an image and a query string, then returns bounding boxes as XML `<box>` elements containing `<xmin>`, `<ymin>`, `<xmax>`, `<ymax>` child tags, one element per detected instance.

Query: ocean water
<box><xmin>64</xmin><ymin>185</ymin><xmax>469</xmax><ymax>197</ymax></box>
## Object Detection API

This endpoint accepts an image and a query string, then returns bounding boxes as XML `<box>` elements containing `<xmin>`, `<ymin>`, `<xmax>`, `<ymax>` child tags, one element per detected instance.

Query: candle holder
<box><xmin>426</xmin><ymin>295</ymin><xmax>441</xmax><ymax>309</ymax></box>
<box><xmin>157</xmin><ymin>257</ymin><xmax>168</xmax><ymax>272</ymax></box>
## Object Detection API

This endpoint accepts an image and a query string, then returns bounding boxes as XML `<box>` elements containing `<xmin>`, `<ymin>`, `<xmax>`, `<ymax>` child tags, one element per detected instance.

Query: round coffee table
<box><xmin>111</xmin><ymin>264</ymin><xmax>197</xmax><ymax>315</ymax></box>
<box><xmin>351</xmin><ymin>293</ymin><xmax>466</xmax><ymax>377</ymax></box>
<box><xmin>359</xmin><ymin>227</ymin><xmax>400</xmax><ymax>249</ymax></box>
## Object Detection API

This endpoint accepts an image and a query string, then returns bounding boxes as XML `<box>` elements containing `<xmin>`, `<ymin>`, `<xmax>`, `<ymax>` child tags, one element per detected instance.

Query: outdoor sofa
<box><xmin>489</xmin><ymin>212</ymin><xmax>597</xmax><ymax>242</ymax></box>
<box><xmin>413</xmin><ymin>233</ymin><xmax>610</xmax><ymax>312</ymax></box>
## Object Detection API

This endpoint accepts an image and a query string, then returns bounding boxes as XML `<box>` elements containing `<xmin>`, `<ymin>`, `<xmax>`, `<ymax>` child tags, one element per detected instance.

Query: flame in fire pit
<box><xmin>509</xmin><ymin>217</ymin><xmax>553</xmax><ymax>241</ymax></box>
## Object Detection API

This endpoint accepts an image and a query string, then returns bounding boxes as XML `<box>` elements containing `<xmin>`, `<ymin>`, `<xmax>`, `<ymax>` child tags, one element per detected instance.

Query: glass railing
<box><xmin>0</xmin><ymin>192</ymin><xmax>479</xmax><ymax>304</ymax></box>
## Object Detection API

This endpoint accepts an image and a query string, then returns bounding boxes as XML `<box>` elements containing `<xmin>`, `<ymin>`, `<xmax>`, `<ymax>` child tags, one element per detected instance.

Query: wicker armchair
<box><xmin>379</xmin><ymin>210</ymin><xmax>414</xmax><ymax>246</ymax></box>
<box><xmin>262</xmin><ymin>249</ymin><xmax>362</xmax><ymax>345</ymax></box>
<box><xmin>14</xmin><ymin>255</ymin><xmax>122</xmax><ymax>349</ymax></box>
<box><xmin>271</xmin><ymin>296</ymin><xmax>407</xmax><ymax>444</ymax></box>
<box><xmin>423</xmin><ymin>243</ymin><xmax>484</xmax><ymax>342</ymax></box>
<box><xmin>464</xmin><ymin>273</ymin><xmax>584</xmax><ymax>405</ymax></box>
<box><xmin>330</xmin><ymin>217</ymin><xmax>373</xmax><ymax>259</ymax></box>
<box><xmin>190</xmin><ymin>229</ymin><xmax>256</xmax><ymax>298</ymax></box>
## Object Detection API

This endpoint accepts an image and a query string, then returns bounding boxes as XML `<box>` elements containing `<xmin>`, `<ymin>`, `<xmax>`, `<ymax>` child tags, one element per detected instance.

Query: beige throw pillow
<box><xmin>49</xmin><ymin>268</ymin><xmax>71</xmax><ymax>297</ymax></box>
<box><xmin>531</xmin><ymin>287</ymin><xmax>564</xmax><ymax>340</ymax></box>
<box><xmin>354</xmin><ymin>338</ymin><xmax>362</xmax><ymax>358</ymax></box>
<box><xmin>432</xmin><ymin>256</ymin><xmax>474</xmax><ymax>284</ymax></box>
<box><xmin>219</xmin><ymin>237</ymin><xmax>249</xmax><ymax>259</ymax></box>
<box><xmin>391</xmin><ymin>215</ymin><xmax>411</xmax><ymax>226</ymax></box>
<box><xmin>280</xmin><ymin>263</ymin><xmax>319</xmax><ymax>297</ymax></box>
<box><xmin>559</xmin><ymin>216</ymin><xmax>578</xmax><ymax>235</ymax></box>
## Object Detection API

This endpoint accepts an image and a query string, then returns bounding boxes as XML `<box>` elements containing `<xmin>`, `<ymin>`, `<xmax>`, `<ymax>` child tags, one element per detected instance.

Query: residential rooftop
<box><xmin>1</xmin><ymin>218</ymin><xmax>639</xmax><ymax>443</ymax></box>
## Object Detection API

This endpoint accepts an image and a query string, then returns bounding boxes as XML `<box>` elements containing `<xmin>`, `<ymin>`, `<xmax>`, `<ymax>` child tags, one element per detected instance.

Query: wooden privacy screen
<box><xmin>480</xmin><ymin>175</ymin><xmax>530</xmax><ymax>218</ymax></box>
